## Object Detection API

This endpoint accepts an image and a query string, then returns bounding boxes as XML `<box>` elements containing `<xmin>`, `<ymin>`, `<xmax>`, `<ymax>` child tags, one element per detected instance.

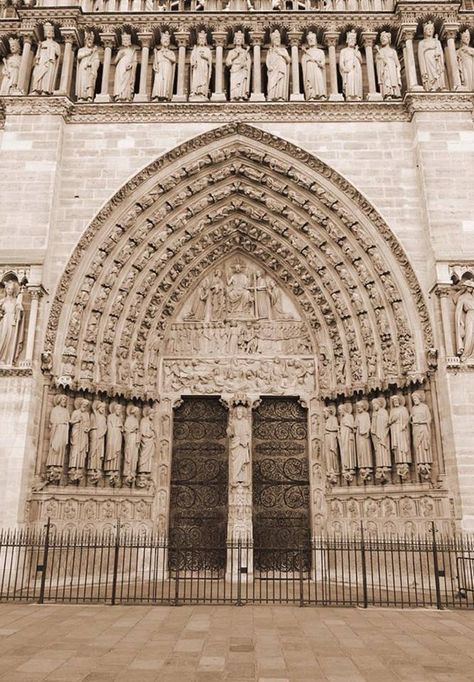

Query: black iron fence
<box><xmin>1</xmin><ymin>520</ymin><xmax>474</xmax><ymax>609</ymax></box>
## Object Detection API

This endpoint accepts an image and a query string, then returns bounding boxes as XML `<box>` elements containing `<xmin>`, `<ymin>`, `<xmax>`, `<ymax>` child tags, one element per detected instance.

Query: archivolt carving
<box><xmin>44</xmin><ymin>123</ymin><xmax>433</xmax><ymax>400</ymax></box>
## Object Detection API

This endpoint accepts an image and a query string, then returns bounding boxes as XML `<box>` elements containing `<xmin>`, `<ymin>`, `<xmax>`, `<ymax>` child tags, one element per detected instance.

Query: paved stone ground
<box><xmin>0</xmin><ymin>604</ymin><xmax>473</xmax><ymax>682</ymax></box>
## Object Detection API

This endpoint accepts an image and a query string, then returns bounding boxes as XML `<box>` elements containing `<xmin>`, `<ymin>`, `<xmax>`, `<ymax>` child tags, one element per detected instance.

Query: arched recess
<box><xmin>42</xmin><ymin>123</ymin><xmax>434</xmax><ymax>401</ymax></box>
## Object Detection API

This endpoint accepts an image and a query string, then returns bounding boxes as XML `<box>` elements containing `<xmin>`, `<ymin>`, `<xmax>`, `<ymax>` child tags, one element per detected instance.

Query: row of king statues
<box><xmin>45</xmin><ymin>395</ymin><xmax>157</xmax><ymax>488</ymax></box>
<box><xmin>323</xmin><ymin>390</ymin><xmax>434</xmax><ymax>485</ymax></box>
<box><xmin>2</xmin><ymin>23</ymin><xmax>474</xmax><ymax>101</ymax></box>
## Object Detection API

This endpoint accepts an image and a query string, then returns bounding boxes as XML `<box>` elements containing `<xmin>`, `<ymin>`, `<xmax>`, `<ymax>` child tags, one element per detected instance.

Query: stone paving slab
<box><xmin>0</xmin><ymin>604</ymin><xmax>473</xmax><ymax>681</ymax></box>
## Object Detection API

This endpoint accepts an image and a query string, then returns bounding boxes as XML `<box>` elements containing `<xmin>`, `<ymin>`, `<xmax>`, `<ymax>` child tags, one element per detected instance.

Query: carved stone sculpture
<box><xmin>227</xmin><ymin>404</ymin><xmax>251</xmax><ymax>486</ymax></box>
<box><xmin>323</xmin><ymin>405</ymin><xmax>339</xmax><ymax>484</ymax></box>
<box><xmin>68</xmin><ymin>398</ymin><xmax>90</xmax><ymax>482</ymax></box>
<box><xmin>301</xmin><ymin>32</ymin><xmax>327</xmax><ymax>101</ymax></box>
<box><xmin>410</xmin><ymin>392</ymin><xmax>433</xmax><ymax>480</ymax></box>
<box><xmin>45</xmin><ymin>394</ymin><xmax>70</xmax><ymax>483</ymax></box>
<box><xmin>371</xmin><ymin>397</ymin><xmax>391</xmax><ymax>482</ymax></box>
<box><xmin>338</xmin><ymin>403</ymin><xmax>356</xmax><ymax>482</ymax></box>
<box><xmin>355</xmin><ymin>400</ymin><xmax>372</xmax><ymax>482</ymax></box>
<box><xmin>104</xmin><ymin>402</ymin><xmax>123</xmax><ymax>485</ymax></box>
<box><xmin>137</xmin><ymin>406</ymin><xmax>156</xmax><ymax>488</ymax></box>
<box><xmin>190</xmin><ymin>31</ymin><xmax>212</xmax><ymax>101</ymax></box>
<box><xmin>389</xmin><ymin>395</ymin><xmax>411</xmax><ymax>480</ymax></box>
<box><xmin>123</xmin><ymin>404</ymin><xmax>140</xmax><ymax>485</ymax></box>
<box><xmin>31</xmin><ymin>22</ymin><xmax>61</xmax><ymax>95</ymax></box>
<box><xmin>455</xmin><ymin>279</ymin><xmax>474</xmax><ymax>362</ymax></box>
<box><xmin>76</xmin><ymin>31</ymin><xmax>100</xmax><ymax>102</ymax></box>
<box><xmin>418</xmin><ymin>21</ymin><xmax>446</xmax><ymax>92</ymax></box>
<box><xmin>0</xmin><ymin>37</ymin><xmax>21</xmax><ymax>95</ymax></box>
<box><xmin>0</xmin><ymin>279</ymin><xmax>24</xmax><ymax>365</ymax></box>
<box><xmin>266</xmin><ymin>30</ymin><xmax>290</xmax><ymax>102</ymax></box>
<box><xmin>339</xmin><ymin>30</ymin><xmax>362</xmax><ymax>101</ymax></box>
<box><xmin>375</xmin><ymin>31</ymin><xmax>401</xmax><ymax>99</ymax></box>
<box><xmin>152</xmin><ymin>31</ymin><xmax>176</xmax><ymax>101</ymax></box>
<box><xmin>226</xmin><ymin>31</ymin><xmax>251</xmax><ymax>102</ymax></box>
<box><xmin>457</xmin><ymin>30</ymin><xmax>474</xmax><ymax>91</ymax></box>
<box><xmin>88</xmin><ymin>400</ymin><xmax>107</xmax><ymax>483</ymax></box>
<box><xmin>113</xmin><ymin>33</ymin><xmax>139</xmax><ymax>102</ymax></box>
<box><xmin>227</xmin><ymin>263</ymin><xmax>252</xmax><ymax>316</ymax></box>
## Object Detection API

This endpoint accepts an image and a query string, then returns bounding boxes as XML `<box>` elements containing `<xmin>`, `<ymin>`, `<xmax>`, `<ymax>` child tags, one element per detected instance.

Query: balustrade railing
<box><xmin>1</xmin><ymin>521</ymin><xmax>474</xmax><ymax>608</ymax></box>
<box><xmin>24</xmin><ymin>0</ymin><xmax>396</xmax><ymax>11</ymax></box>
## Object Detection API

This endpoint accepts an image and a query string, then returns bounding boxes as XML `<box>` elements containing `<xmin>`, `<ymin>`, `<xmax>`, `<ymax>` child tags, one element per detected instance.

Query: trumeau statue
<box><xmin>227</xmin><ymin>404</ymin><xmax>251</xmax><ymax>486</ymax></box>
<box><xmin>457</xmin><ymin>30</ymin><xmax>474</xmax><ymax>91</ymax></box>
<box><xmin>410</xmin><ymin>392</ymin><xmax>433</xmax><ymax>480</ymax></box>
<box><xmin>226</xmin><ymin>31</ymin><xmax>251</xmax><ymax>102</ymax></box>
<box><xmin>370</xmin><ymin>397</ymin><xmax>391</xmax><ymax>481</ymax></box>
<box><xmin>45</xmin><ymin>394</ymin><xmax>70</xmax><ymax>482</ymax></box>
<box><xmin>76</xmin><ymin>31</ymin><xmax>100</xmax><ymax>102</ymax></box>
<box><xmin>375</xmin><ymin>32</ymin><xmax>401</xmax><ymax>100</ymax></box>
<box><xmin>339</xmin><ymin>30</ymin><xmax>362</xmax><ymax>101</ymax></box>
<box><xmin>418</xmin><ymin>21</ymin><xmax>446</xmax><ymax>92</ymax></box>
<box><xmin>455</xmin><ymin>279</ymin><xmax>474</xmax><ymax>361</ymax></box>
<box><xmin>301</xmin><ymin>32</ymin><xmax>327</xmax><ymax>101</ymax></box>
<box><xmin>113</xmin><ymin>33</ymin><xmax>139</xmax><ymax>102</ymax></box>
<box><xmin>0</xmin><ymin>279</ymin><xmax>24</xmax><ymax>365</ymax></box>
<box><xmin>0</xmin><ymin>37</ymin><xmax>22</xmax><ymax>95</ymax></box>
<box><xmin>68</xmin><ymin>398</ymin><xmax>90</xmax><ymax>482</ymax></box>
<box><xmin>89</xmin><ymin>400</ymin><xmax>107</xmax><ymax>481</ymax></box>
<box><xmin>266</xmin><ymin>30</ymin><xmax>290</xmax><ymax>102</ymax></box>
<box><xmin>31</xmin><ymin>22</ymin><xmax>61</xmax><ymax>95</ymax></box>
<box><xmin>152</xmin><ymin>31</ymin><xmax>176</xmax><ymax>101</ymax></box>
<box><xmin>123</xmin><ymin>404</ymin><xmax>140</xmax><ymax>485</ymax></box>
<box><xmin>389</xmin><ymin>395</ymin><xmax>411</xmax><ymax>480</ymax></box>
<box><xmin>338</xmin><ymin>403</ymin><xmax>356</xmax><ymax>481</ymax></box>
<box><xmin>323</xmin><ymin>405</ymin><xmax>339</xmax><ymax>483</ymax></box>
<box><xmin>190</xmin><ymin>31</ymin><xmax>212</xmax><ymax>100</ymax></box>
<box><xmin>104</xmin><ymin>402</ymin><xmax>123</xmax><ymax>484</ymax></box>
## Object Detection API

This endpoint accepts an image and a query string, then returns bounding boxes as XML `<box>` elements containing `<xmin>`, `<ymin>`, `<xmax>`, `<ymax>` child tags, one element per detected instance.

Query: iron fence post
<box><xmin>431</xmin><ymin>521</ymin><xmax>442</xmax><ymax>610</ymax></box>
<box><xmin>111</xmin><ymin>519</ymin><xmax>120</xmax><ymax>606</ymax></box>
<box><xmin>38</xmin><ymin>517</ymin><xmax>51</xmax><ymax>605</ymax></box>
<box><xmin>360</xmin><ymin>522</ymin><xmax>368</xmax><ymax>609</ymax></box>
<box><xmin>299</xmin><ymin>546</ymin><xmax>305</xmax><ymax>607</ymax></box>
<box><xmin>236</xmin><ymin>540</ymin><xmax>243</xmax><ymax>606</ymax></box>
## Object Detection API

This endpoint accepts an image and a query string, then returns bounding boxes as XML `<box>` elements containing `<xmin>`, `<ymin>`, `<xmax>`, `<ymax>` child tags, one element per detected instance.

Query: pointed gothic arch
<box><xmin>43</xmin><ymin>123</ymin><xmax>433</xmax><ymax>401</ymax></box>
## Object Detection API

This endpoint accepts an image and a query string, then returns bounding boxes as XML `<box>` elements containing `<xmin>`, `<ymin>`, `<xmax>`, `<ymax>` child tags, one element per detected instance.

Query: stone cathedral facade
<box><xmin>1</xmin><ymin>0</ymin><xmax>474</xmax><ymax>558</ymax></box>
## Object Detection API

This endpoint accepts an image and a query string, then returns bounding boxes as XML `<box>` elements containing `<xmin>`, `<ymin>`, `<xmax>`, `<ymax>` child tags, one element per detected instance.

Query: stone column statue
<box><xmin>45</xmin><ymin>394</ymin><xmax>70</xmax><ymax>483</ymax></box>
<box><xmin>389</xmin><ymin>395</ymin><xmax>411</xmax><ymax>480</ymax></box>
<box><xmin>410</xmin><ymin>392</ymin><xmax>433</xmax><ymax>480</ymax></box>
<box><xmin>266</xmin><ymin>30</ymin><xmax>290</xmax><ymax>102</ymax></box>
<box><xmin>227</xmin><ymin>404</ymin><xmax>251</xmax><ymax>486</ymax></box>
<box><xmin>31</xmin><ymin>22</ymin><xmax>61</xmax><ymax>95</ymax></box>
<box><xmin>355</xmin><ymin>400</ymin><xmax>372</xmax><ymax>482</ymax></box>
<box><xmin>375</xmin><ymin>31</ymin><xmax>401</xmax><ymax>99</ymax></box>
<box><xmin>75</xmin><ymin>31</ymin><xmax>100</xmax><ymax>102</ymax></box>
<box><xmin>152</xmin><ymin>31</ymin><xmax>176</xmax><ymax>101</ymax></box>
<box><xmin>455</xmin><ymin>280</ymin><xmax>474</xmax><ymax>362</ymax></box>
<box><xmin>0</xmin><ymin>279</ymin><xmax>24</xmax><ymax>366</ymax></box>
<box><xmin>68</xmin><ymin>398</ymin><xmax>90</xmax><ymax>482</ymax></box>
<box><xmin>301</xmin><ymin>31</ymin><xmax>327</xmax><ymax>101</ymax></box>
<box><xmin>0</xmin><ymin>37</ymin><xmax>22</xmax><ymax>95</ymax></box>
<box><xmin>418</xmin><ymin>21</ymin><xmax>446</xmax><ymax>92</ymax></box>
<box><xmin>457</xmin><ymin>30</ymin><xmax>474</xmax><ymax>91</ymax></box>
<box><xmin>104</xmin><ymin>402</ymin><xmax>123</xmax><ymax>485</ymax></box>
<box><xmin>137</xmin><ymin>406</ymin><xmax>156</xmax><ymax>488</ymax></box>
<box><xmin>190</xmin><ymin>31</ymin><xmax>212</xmax><ymax>101</ymax></box>
<box><xmin>88</xmin><ymin>400</ymin><xmax>107</xmax><ymax>483</ymax></box>
<box><xmin>113</xmin><ymin>33</ymin><xmax>139</xmax><ymax>102</ymax></box>
<box><xmin>339</xmin><ymin>30</ymin><xmax>363</xmax><ymax>101</ymax></box>
<box><xmin>226</xmin><ymin>31</ymin><xmax>251</xmax><ymax>102</ymax></box>
<box><xmin>370</xmin><ymin>397</ymin><xmax>391</xmax><ymax>482</ymax></box>
<box><xmin>123</xmin><ymin>404</ymin><xmax>140</xmax><ymax>485</ymax></box>
<box><xmin>337</xmin><ymin>403</ymin><xmax>356</xmax><ymax>482</ymax></box>
<box><xmin>323</xmin><ymin>405</ymin><xmax>339</xmax><ymax>484</ymax></box>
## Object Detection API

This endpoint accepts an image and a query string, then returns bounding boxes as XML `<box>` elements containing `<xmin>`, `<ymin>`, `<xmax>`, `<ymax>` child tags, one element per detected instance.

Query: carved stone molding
<box><xmin>405</xmin><ymin>92</ymin><xmax>474</xmax><ymax>114</ymax></box>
